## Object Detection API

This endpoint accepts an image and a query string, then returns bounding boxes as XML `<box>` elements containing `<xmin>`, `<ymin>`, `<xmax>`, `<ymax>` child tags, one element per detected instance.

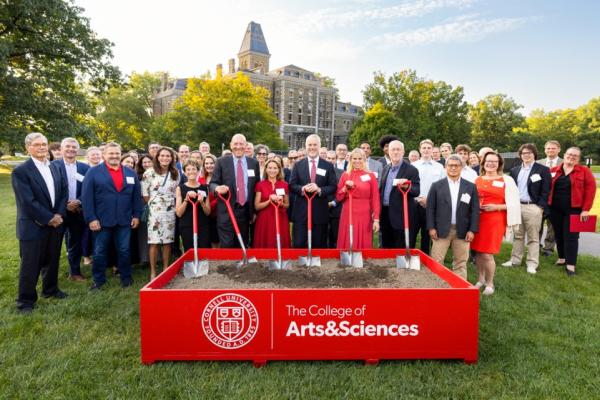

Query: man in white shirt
<box><xmin>335</xmin><ymin>143</ymin><xmax>348</xmax><ymax>170</ymax></box>
<box><xmin>537</xmin><ymin>140</ymin><xmax>562</xmax><ymax>256</ymax></box>
<box><xmin>412</xmin><ymin>139</ymin><xmax>445</xmax><ymax>253</ymax></box>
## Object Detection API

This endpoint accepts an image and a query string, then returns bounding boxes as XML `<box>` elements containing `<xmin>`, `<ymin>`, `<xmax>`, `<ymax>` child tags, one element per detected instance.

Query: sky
<box><xmin>75</xmin><ymin>0</ymin><xmax>600</xmax><ymax>114</ymax></box>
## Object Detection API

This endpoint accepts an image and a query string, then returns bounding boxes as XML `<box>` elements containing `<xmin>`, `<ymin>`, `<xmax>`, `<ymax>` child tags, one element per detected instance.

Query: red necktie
<box><xmin>236</xmin><ymin>159</ymin><xmax>245</xmax><ymax>206</ymax></box>
<box><xmin>310</xmin><ymin>159</ymin><xmax>316</xmax><ymax>183</ymax></box>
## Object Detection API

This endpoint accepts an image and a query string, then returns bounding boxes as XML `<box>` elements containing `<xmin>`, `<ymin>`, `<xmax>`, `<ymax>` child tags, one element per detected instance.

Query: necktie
<box><xmin>236</xmin><ymin>159</ymin><xmax>245</xmax><ymax>206</ymax></box>
<box><xmin>310</xmin><ymin>159</ymin><xmax>317</xmax><ymax>183</ymax></box>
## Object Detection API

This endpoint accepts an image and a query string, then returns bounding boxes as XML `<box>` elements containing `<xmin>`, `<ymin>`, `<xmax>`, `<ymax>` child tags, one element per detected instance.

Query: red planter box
<box><xmin>140</xmin><ymin>249</ymin><xmax>479</xmax><ymax>366</ymax></box>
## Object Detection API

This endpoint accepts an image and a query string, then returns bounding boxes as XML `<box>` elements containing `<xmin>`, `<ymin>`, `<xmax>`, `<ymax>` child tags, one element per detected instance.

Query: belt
<box><xmin>520</xmin><ymin>201</ymin><xmax>535</xmax><ymax>205</ymax></box>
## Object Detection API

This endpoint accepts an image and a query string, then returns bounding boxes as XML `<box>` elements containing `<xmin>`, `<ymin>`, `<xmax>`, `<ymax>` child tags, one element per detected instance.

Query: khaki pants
<box><xmin>430</xmin><ymin>225</ymin><xmax>470</xmax><ymax>280</ymax></box>
<box><xmin>511</xmin><ymin>204</ymin><xmax>543</xmax><ymax>269</ymax></box>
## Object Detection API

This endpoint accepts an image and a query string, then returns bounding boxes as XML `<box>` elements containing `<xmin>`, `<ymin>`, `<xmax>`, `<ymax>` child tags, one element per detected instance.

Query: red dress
<box><xmin>471</xmin><ymin>176</ymin><xmax>507</xmax><ymax>254</ymax></box>
<box><xmin>253</xmin><ymin>179</ymin><xmax>291</xmax><ymax>248</ymax></box>
<box><xmin>336</xmin><ymin>170</ymin><xmax>380</xmax><ymax>250</ymax></box>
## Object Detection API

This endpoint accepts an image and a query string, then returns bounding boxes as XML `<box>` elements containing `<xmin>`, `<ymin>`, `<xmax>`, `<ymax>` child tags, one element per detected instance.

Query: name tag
<box><xmin>530</xmin><ymin>173</ymin><xmax>541</xmax><ymax>183</ymax></box>
<box><xmin>317</xmin><ymin>168</ymin><xmax>326</xmax><ymax>176</ymax></box>
<box><xmin>373</xmin><ymin>172</ymin><xmax>378</xmax><ymax>178</ymax></box>
<box><xmin>492</xmin><ymin>180</ymin><xmax>504</xmax><ymax>188</ymax></box>
<box><xmin>360</xmin><ymin>174</ymin><xmax>371</xmax><ymax>182</ymax></box>
<box><xmin>247</xmin><ymin>169</ymin><xmax>255</xmax><ymax>177</ymax></box>
<box><xmin>126</xmin><ymin>177</ymin><xmax>135</xmax><ymax>184</ymax></box>
<box><xmin>551</xmin><ymin>172</ymin><xmax>556</xmax><ymax>178</ymax></box>
<box><xmin>393</xmin><ymin>179</ymin><xmax>404</xmax><ymax>186</ymax></box>
<box><xmin>197</xmin><ymin>190</ymin><xmax>207</xmax><ymax>198</ymax></box>
<box><xmin>75</xmin><ymin>173</ymin><xmax>85</xmax><ymax>182</ymax></box>
<box><xmin>461</xmin><ymin>193</ymin><xmax>471</xmax><ymax>204</ymax></box>
<box><xmin>276</xmin><ymin>188</ymin><xmax>286</xmax><ymax>196</ymax></box>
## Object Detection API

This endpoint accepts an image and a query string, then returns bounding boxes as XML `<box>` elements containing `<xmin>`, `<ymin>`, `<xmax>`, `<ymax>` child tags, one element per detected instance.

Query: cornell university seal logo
<box><xmin>202</xmin><ymin>293</ymin><xmax>259</xmax><ymax>349</ymax></box>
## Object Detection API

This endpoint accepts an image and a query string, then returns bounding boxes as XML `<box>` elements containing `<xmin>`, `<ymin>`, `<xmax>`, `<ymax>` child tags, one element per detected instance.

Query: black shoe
<box><xmin>17</xmin><ymin>306</ymin><xmax>34</xmax><ymax>314</ymax></box>
<box><xmin>566</xmin><ymin>269</ymin><xmax>576</xmax><ymax>277</ymax></box>
<box><xmin>43</xmin><ymin>290</ymin><xmax>68</xmax><ymax>299</ymax></box>
<box><xmin>90</xmin><ymin>283</ymin><xmax>104</xmax><ymax>292</ymax></box>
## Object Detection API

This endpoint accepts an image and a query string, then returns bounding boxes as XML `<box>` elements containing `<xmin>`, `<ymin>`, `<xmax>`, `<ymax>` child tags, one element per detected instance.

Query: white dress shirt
<box><xmin>32</xmin><ymin>157</ymin><xmax>55</xmax><ymax>207</ymax></box>
<box><xmin>460</xmin><ymin>166</ymin><xmax>478</xmax><ymax>183</ymax></box>
<box><xmin>64</xmin><ymin>160</ymin><xmax>78</xmax><ymax>201</ymax></box>
<box><xmin>447</xmin><ymin>177</ymin><xmax>461</xmax><ymax>225</ymax></box>
<box><xmin>413</xmin><ymin>158</ymin><xmax>445</xmax><ymax>199</ymax></box>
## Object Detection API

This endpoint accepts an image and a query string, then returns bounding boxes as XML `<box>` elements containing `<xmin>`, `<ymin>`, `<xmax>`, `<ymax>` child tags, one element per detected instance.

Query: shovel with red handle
<box><xmin>268</xmin><ymin>198</ymin><xmax>292</xmax><ymax>270</ymax></box>
<box><xmin>217</xmin><ymin>190</ymin><xmax>257</xmax><ymax>268</ymax></box>
<box><xmin>297</xmin><ymin>191</ymin><xmax>321</xmax><ymax>267</ymax></box>
<box><xmin>183</xmin><ymin>194</ymin><xmax>209</xmax><ymax>278</ymax></box>
<box><xmin>340</xmin><ymin>185</ymin><xmax>364</xmax><ymax>268</ymax></box>
<box><xmin>395</xmin><ymin>180</ymin><xmax>420</xmax><ymax>270</ymax></box>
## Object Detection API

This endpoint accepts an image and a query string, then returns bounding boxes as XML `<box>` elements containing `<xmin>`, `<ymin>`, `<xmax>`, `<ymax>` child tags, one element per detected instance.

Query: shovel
<box><xmin>268</xmin><ymin>199</ymin><xmax>292</xmax><ymax>270</ymax></box>
<box><xmin>298</xmin><ymin>191</ymin><xmax>321</xmax><ymax>267</ymax></box>
<box><xmin>395</xmin><ymin>180</ymin><xmax>421</xmax><ymax>270</ymax></box>
<box><xmin>340</xmin><ymin>187</ymin><xmax>363</xmax><ymax>268</ymax></box>
<box><xmin>183</xmin><ymin>195</ymin><xmax>210</xmax><ymax>278</ymax></box>
<box><xmin>217</xmin><ymin>190</ymin><xmax>257</xmax><ymax>268</ymax></box>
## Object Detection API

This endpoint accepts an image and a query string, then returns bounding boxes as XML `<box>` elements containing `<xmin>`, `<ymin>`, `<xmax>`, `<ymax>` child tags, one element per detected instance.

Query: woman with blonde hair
<box><xmin>335</xmin><ymin>148</ymin><xmax>380</xmax><ymax>249</ymax></box>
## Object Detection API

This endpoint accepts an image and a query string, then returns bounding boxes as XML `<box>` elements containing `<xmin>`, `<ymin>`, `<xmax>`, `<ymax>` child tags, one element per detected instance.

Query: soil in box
<box><xmin>164</xmin><ymin>259</ymin><xmax>451</xmax><ymax>289</ymax></box>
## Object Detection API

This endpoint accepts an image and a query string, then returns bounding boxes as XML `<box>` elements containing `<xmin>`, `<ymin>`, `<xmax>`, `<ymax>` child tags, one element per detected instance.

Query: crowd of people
<box><xmin>11</xmin><ymin>131</ymin><xmax>596</xmax><ymax>313</ymax></box>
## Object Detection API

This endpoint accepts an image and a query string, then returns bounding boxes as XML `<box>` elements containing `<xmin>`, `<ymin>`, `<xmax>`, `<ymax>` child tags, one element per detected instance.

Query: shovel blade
<box><xmin>183</xmin><ymin>260</ymin><xmax>209</xmax><ymax>278</ymax></box>
<box><xmin>396</xmin><ymin>255</ymin><xmax>408</xmax><ymax>269</ymax></box>
<box><xmin>236</xmin><ymin>256</ymin><xmax>258</xmax><ymax>269</ymax></box>
<box><xmin>298</xmin><ymin>256</ymin><xmax>321</xmax><ymax>267</ymax></box>
<box><xmin>268</xmin><ymin>260</ymin><xmax>293</xmax><ymax>270</ymax></box>
<box><xmin>409</xmin><ymin>256</ymin><xmax>421</xmax><ymax>270</ymax></box>
<box><xmin>340</xmin><ymin>252</ymin><xmax>364</xmax><ymax>268</ymax></box>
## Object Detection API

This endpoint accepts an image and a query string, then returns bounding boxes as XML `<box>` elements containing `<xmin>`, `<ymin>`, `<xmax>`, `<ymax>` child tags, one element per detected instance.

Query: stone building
<box><xmin>153</xmin><ymin>21</ymin><xmax>362</xmax><ymax>149</ymax></box>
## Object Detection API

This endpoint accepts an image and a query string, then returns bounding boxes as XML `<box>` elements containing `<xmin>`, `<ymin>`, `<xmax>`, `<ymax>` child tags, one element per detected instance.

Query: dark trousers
<box><xmin>380</xmin><ymin>206</ymin><xmax>415</xmax><ymax>249</ymax></box>
<box><xmin>217</xmin><ymin>204</ymin><xmax>250</xmax><ymax>248</ymax></box>
<box><xmin>81</xmin><ymin>226</ymin><xmax>93</xmax><ymax>257</ymax></box>
<box><xmin>292</xmin><ymin>222</ymin><xmax>328</xmax><ymax>248</ymax></box>
<box><xmin>549</xmin><ymin>206</ymin><xmax>581</xmax><ymax>266</ymax></box>
<box><xmin>92</xmin><ymin>226</ymin><xmax>132</xmax><ymax>286</ymax></box>
<box><xmin>413</xmin><ymin>204</ymin><xmax>431</xmax><ymax>254</ymax></box>
<box><xmin>17</xmin><ymin>229</ymin><xmax>63</xmax><ymax>309</ymax></box>
<box><xmin>328</xmin><ymin>216</ymin><xmax>340</xmax><ymax>248</ymax></box>
<box><xmin>63</xmin><ymin>211</ymin><xmax>85</xmax><ymax>275</ymax></box>
<box><xmin>180</xmin><ymin>225</ymin><xmax>211</xmax><ymax>251</ymax></box>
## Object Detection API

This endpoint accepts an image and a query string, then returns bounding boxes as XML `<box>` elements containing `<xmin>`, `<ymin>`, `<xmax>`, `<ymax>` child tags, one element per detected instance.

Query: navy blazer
<box><xmin>379</xmin><ymin>161</ymin><xmax>420</xmax><ymax>230</ymax></box>
<box><xmin>509</xmin><ymin>162</ymin><xmax>551</xmax><ymax>211</ymax></box>
<box><xmin>426</xmin><ymin>178</ymin><xmax>480</xmax><ymax>239</ymax></box>
<box><xmin>52</xmin><ymin>159</ymin><xmax>90</xmax><ymax>200</ymax></box>
<box><xmin>81</xmin><ymin>163</ymin><xmax>143</xmax><ymax>227</ymax></box>
<box><xmin>289</xmin><ymin>157</ymin><xmax>337</xmax><ymax>225</ymax></box>
<box><xmin>12</xmin><ymin>158</ymin><xmax>68</xmax><ymax>241</ymax></box>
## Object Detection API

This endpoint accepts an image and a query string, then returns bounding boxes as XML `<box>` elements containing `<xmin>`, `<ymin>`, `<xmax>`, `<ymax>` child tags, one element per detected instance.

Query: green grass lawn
<box><xmin>590</xmin><ymin>165</ymin><xmax>600</xmax><ymax>173</ymax></box>
<box><xmin>1</xmin><ymin>172</ymin><xmax>600</xmax><ymax>399</ymax></box>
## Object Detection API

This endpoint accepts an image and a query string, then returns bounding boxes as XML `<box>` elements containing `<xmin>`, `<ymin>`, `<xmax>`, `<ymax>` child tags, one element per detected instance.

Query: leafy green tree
<box><xmin>469</xmin><ymin>94</ymin><xmax>526</xmax><ymax>152</ymax></box>
<box><xmin>0</xmin><ymin>0</ymin><xmax>120</xmax><ymax>153</ymax></box>
<box><xmin>152</xmin><ymin>73</ymin><xmax>284</xmax><ymax>152</ymax></box>
<box><xmin>348</xmin><ymin>103</ymin><xmax>405</xmax><ymax>156</ymax></box>
<box><xmin>362</xmin><ymin>70</ymin><xmax>470</xmax><ymax>150</ymax></box>
<box><xmin>94</xmin><ymin>71</ymin><xmax>162</xmax><ymax>149</ymax></box>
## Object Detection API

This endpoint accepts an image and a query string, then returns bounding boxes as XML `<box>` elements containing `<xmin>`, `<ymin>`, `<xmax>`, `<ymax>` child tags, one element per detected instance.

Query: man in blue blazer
<box><xmin>82</xmin><ymin>142</ymin><xmax>143</xmax><ymax>289</ymax></box>
<box><xmin>289</xmin><ymin>134</ymin><xmax>337</xmax><ymax>248</ymax></box>
<box><xmin>12</xmin><ymin>133</ymin><xmax>68</xmax><ymax>313</ymax></box>
<box><xmin>52</xmin><ymin>138</ymin><xmax>90</xmax><ymax>281</ymax></box>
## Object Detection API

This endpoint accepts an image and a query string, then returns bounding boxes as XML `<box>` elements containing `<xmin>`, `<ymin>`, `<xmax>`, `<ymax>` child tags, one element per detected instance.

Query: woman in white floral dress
<box><xmin>142</xmin><ymin>147</ymin><xmax>179</xmax><ymax>280</ymax></box>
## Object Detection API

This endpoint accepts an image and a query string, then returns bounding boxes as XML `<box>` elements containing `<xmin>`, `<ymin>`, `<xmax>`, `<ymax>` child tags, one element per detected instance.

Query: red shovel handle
<box><xmin>270</xmin><ymin>200</ymin><xmax>281</xmax><ymax>236</ymax></box>
<box><xmin>303</xmin><ymin>190</ymin><xmax>317</xmax><ymax>230</ymax></box>
<box><xmin>187</xmin><ymin>194</ymin><xmax>199</xmax><ymax>235</ymax></box>
<box><xmin>217</xmin><ymin>190</ymin><xmax>241</xmax><ymax>236</ymax></box>
<box><xmin>396</xmin><ymin>180</ymin><xmax>412</xmax><ymax>230</ymax></box>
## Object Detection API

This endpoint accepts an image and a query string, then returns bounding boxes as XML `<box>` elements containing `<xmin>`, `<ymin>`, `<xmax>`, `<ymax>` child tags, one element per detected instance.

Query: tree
<box><xmin>348</xmin><ymin>103</ymin><xmax>404</xmax><ymax>156</ymax></box>
<box><xmin>152</xmin><ymin>73</ymin><xmax>284</xmax><ymax>151</ymax></box>
<box><xmin>362</xmin><ymin>70</ymin><xmax>470</xmax><ymax>151</ymax></box>
<box><xmin>469</xmin><ymin>94</ymin><xmax>526</xmax><ymax>151</ymax></box>
<box><xmin>94</xmin><ymin>71</ymin><xmax>162</xmax><ymax>149</ymax></box>
<box><xmin>0</xmin><ymin>0</ymin><xmax>120</xmax><ymax>152</ymax></box>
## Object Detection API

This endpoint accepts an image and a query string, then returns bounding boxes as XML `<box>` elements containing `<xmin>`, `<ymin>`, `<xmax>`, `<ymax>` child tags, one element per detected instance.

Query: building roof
<box><xmin>238</xmin><ymin>21</ymin><xmax>270</xmax><ymax>55</ymax></box>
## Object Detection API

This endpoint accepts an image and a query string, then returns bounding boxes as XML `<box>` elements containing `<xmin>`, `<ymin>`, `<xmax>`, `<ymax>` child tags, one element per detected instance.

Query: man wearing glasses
<box><xmin>502</xmin><ymin>144</ymin><xmax>551</xmax><ymax>273</ymax></box>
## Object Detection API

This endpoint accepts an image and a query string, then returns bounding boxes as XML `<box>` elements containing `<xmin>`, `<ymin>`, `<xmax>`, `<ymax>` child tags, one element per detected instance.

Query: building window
<box><xmin>307</xmin><ymin>103</ymin><xmax>312</xmax><ymax>114</ymax></box>
<box><xmin>289</xmin><ymin>88</ymin><xmax>294</xmax><ymax>100</ymax></box>
<box><xmin>288</xmin><ymin>113</ymin><xmax>293</xmax><ymax>124</ymax></box>
<box><xmin>288</xmin><ymin>103</ymin><xmax>293</xmax><ymax>113</ymax></box>
<box><xmin>307</xmin><ymin>116</ymin><xmax>312</xmax><ymax>125</ymax></box>
<box><xmin>298</xmin><ymin>90</ymin><xmax>303</xmax><ymax>100</ymax></box>
<box><xmin>298</xmin><ymin>102</ymin><xmax>303</xmax><ymax>114</ymax></box>
<box><xmin>298</xmin><ymin>115</ymin><xmax>302</xmax><ymax>125</ymax></box>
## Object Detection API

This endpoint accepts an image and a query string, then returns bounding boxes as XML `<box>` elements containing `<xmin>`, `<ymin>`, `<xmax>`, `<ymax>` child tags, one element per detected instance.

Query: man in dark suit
<box><xmin>502</xmin><ymin>143</ymin><xmax>551</xmax><ymax>274</ymax></box>
<box><xmin>325</xmin><ymin>150</ymin><xmax>344</xmax><ymax>248</ymax></box>
<box><xmin>82</xmin><ymin>142</ymin><xmax>143</xmax><ymax>290</ymax></box>
<box><xmin>334</xmin><ymin>143</ymin><xmax>349</xmax><ymax>171</ymax></box>
<box><xmin>379</xmin><ymin>140</ymin><xmax>420</xmax><ymax>248</ymax></box>
<box><xmin>12</xmin><ymin>133</ymin><xmax>68</xmax><ymax>313</ymax></box>
<box><xmin>290</xmin><ymin>134</ymin><xmax>337</xmax><ymax>248</ymax></box>
<box><xmin>427</xmin><ymin>155</ymin><xmax>480</xmax><ymax>279</ymax></box>
<box><xmin>53</xmin><ymin>137</ymin><xmax>90</xmax><ymax>281</ymax></box>
<box><xmin>210</xmin><ymin>134</ymin><xmax>260</xmax><ymax>248</ymax></box>
<box><xmin>537</xmin><ymin>140</ymin><xmax>562</xmax><ymax>256</ymax></box>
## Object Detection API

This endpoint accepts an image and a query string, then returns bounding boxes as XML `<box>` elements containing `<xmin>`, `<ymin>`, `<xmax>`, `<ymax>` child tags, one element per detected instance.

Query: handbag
<box><xmin>141</xmin><ymin>172</ymin><xmax>169</xmax><ymax>223</ymax></box>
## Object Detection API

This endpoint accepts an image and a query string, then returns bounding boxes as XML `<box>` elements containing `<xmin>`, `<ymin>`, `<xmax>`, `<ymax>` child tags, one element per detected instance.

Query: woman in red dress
<box><xmin>253</xmin><ymin>159</ymin><xmax>291</xmax><ymax>248</ymax></box>
<box><xmin>471</xmin><ymin>152</ymin><xmax>520</xmax><ymax>295</ymax></box>
<box><xmin>336</xmin><ymin>148</ymin><xmax>380</xmax><ymax>249</ymax></box>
